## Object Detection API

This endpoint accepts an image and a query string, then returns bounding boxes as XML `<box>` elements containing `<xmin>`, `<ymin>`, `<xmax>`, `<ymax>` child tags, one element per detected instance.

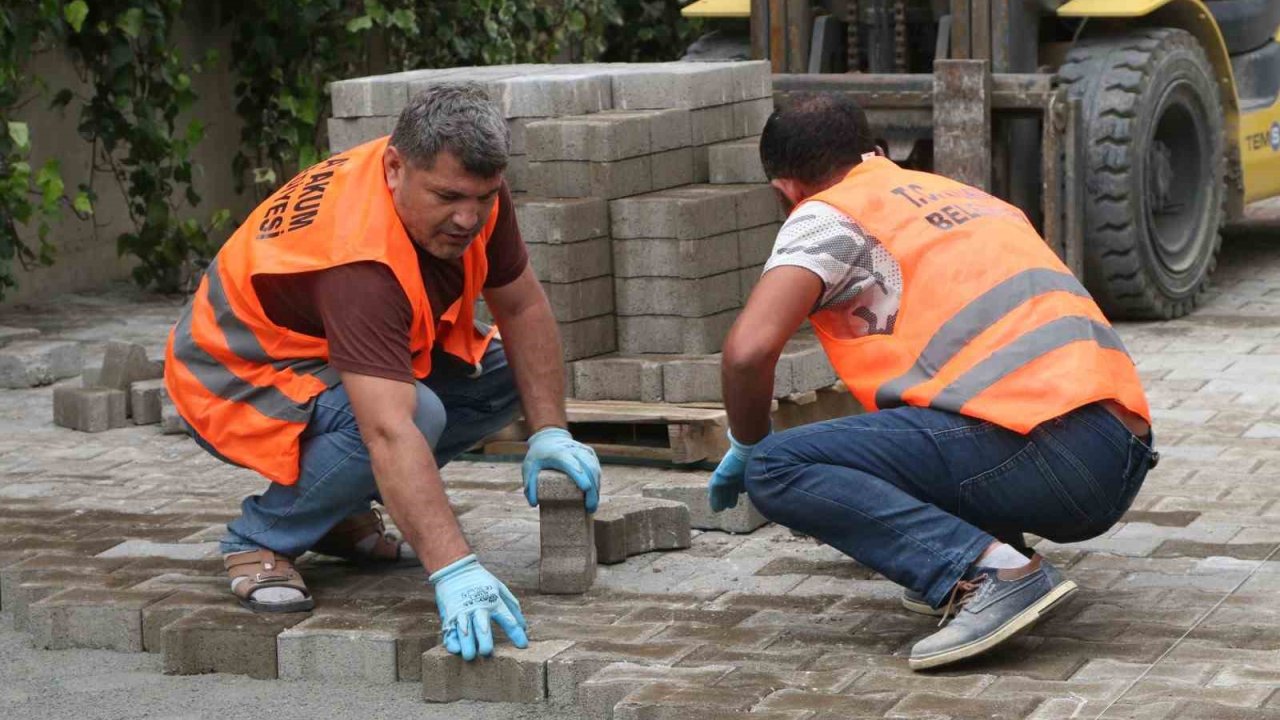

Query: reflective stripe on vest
<box><xmin>809</xmin><ymin>158</ymin><xmax>1150</xmax><ymax>434</ymax></box>
<box><xmin>165</xmin><ymin>136</ymin><xmax>498</xmax><ymax>484</ymax></box>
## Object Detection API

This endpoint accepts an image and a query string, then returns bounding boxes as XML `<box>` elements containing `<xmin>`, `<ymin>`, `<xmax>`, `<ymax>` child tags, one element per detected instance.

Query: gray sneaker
<box><xmin>908</xmin><ymin>555</ymin><xmax>1077</xmax><ymax>670</ymax></box>
<box><xmin>901</xmin><ymin>588</ymin><xmax>946</xmax><ymax>617</ymax></box>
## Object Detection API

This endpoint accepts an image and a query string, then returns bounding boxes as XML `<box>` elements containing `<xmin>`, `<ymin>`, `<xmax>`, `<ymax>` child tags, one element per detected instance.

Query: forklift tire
<box><xmin>1058</xmin><ymin>28</ymin><xmax>1225</xmax><ymax>320</ymax></box>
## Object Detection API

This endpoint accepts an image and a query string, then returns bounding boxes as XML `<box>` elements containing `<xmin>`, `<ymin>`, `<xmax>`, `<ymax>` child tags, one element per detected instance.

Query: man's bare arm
<box><xmin>341</xmin><ymin>371</ymin><xmax>469</xmax><ymax>574</ymax></box>
<box><xmin>722</xmin><ymin>266</ymin><xmax>823</xmax><ymax>443</ymax></box>
<box><xmin>483</xmin><ymin>264</ymin><xmax>567</xmax><ymax>432</ymax></box>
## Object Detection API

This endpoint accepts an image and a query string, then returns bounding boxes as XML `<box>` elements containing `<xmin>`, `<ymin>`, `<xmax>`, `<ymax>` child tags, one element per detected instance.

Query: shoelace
<box><xmin>938</xmin><ymin>573</ymin><xmax>989</xmax><ymax>627</ymax></box>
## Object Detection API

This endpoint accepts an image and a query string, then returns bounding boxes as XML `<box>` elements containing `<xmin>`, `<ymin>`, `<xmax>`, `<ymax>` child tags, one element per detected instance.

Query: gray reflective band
<box><xmin>170</xmin><ymin>300</ymin><xmax>315</xmax><ymax>424</ymax></box>
<box><xmin>874</xmin><ymin>268</ymin><xmax>1093</xmax><ymax>408</ymax></box>
<box><xmin>929</xmin><ymin>316</ymin><xmax>1128</xmax><ymax>413</ymax></box>
<box><xmin>202</xmin><ymin>259</ymin><xmax>339</xmax><ymax>386</ymax></box>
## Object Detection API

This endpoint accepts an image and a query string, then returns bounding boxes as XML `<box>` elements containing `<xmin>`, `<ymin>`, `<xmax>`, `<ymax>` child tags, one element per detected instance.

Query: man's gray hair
<box><xmin>389</xmin><ymin>83</ymin><xmax>509</xmax><ymax>177</ymax></box>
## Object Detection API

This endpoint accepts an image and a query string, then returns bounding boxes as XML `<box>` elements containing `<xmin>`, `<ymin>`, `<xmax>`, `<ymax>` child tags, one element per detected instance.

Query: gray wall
<box><xmin>5</xmin><ymin>7</ymin><xmax>255</xmax><ymax>309</ymax></box>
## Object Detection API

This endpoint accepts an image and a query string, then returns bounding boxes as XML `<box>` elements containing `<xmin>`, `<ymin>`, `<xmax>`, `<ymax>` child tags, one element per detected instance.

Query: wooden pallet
<box><xmin>479</xmin><ymin>382</ymin><xmax>862</xmax><ymax>465</ymax></box>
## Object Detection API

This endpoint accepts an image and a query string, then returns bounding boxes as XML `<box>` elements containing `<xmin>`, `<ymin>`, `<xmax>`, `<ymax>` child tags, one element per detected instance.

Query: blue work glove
<box><xmin>708</xmin><ymin>429</ymin><xmax>767</xmax><ymax>512</ymax></box>
<box><xmin>428</xmin><ymin>554</ymin><xmax>528</xmax><ymax>661</ymax></box>
<box><xmin>522</xmin><ymin>427</ymin><xmax>601</xmax><ymax>513</ymax></box>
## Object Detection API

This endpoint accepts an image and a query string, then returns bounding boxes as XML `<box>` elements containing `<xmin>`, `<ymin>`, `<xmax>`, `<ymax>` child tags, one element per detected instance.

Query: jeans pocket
<box><xmin>1115</xmin><ymin>435</ymin><xmax>1153</xmax><ymax>517</ymax></box>
<box><xmin>958</xmin><ymin>442</ymin><xmax>1094</xmax><ymax>541</ymax></box>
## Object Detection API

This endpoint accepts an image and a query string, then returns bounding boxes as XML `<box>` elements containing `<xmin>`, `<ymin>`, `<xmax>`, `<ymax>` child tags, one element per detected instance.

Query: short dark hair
<box><xmin>759</xmin><ymin>94</ymin><xmax>876</xmax><ymax>185</ymax></box>
<box><xmin>390</xmin><ymin>83</ymin><xmax>509</xmax><ymax>177</ymax></box>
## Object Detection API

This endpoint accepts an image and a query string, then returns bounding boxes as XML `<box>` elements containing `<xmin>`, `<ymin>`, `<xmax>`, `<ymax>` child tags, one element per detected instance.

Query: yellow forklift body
<box><xmin>682</xmin><ymin>0</ymin><xmax>751</xmax><ymax>18</ymax></box>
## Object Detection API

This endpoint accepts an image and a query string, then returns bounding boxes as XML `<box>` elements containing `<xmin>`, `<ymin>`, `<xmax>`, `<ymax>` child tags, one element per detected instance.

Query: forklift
<box><xmin>683</xmin><ymin>0</ymin><xmax>1280</xmax><ymax>320</ymax></box>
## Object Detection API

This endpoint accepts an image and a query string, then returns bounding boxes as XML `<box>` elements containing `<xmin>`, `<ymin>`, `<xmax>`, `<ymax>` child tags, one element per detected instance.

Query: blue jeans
<box><xmin>200</xmin><ymin>339</ymin><xmax>520</xmax><ymax>557</ymax></box>
<box><xmin>745</xmin><ymin>402</ymin><xmax>1155</xmax><ymax>609</ymax></box>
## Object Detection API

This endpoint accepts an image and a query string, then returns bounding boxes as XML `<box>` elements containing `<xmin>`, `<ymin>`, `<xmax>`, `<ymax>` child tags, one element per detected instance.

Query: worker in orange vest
<box><xmin>165</xmin><ymin>84</ymin><xmax>601</xmax><ymax>662</ymax></box>
<box><xmin>709</xmin><ymin>94</ymin><xmax>1157</xmax><ymax>670</ymax></box>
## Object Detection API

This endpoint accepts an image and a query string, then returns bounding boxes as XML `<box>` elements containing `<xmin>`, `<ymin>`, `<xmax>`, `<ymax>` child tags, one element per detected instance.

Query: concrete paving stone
<box><xmin>611</xmin><ymin>62</ymin><xmax>739</xmax><ymax>109</ymax></box>
<box><xmin>140</xmin><ymin>589</ymin><xmax>236</xmax><ymax>653</ymax></box>
<box><xmin>614</xmin><ymin>681</ymin><xmax>772</xmax><ymax>718</ymax></box>
<box><xmin>738</xmin><ymin>223</ymin><xmax>780</xmax><ymax>267</ymax></box>
<box><xmin>325</xmin><ymin>115</ymin><xmax>397</xmax><ymax>153</ymax></box>
<box><xmin>276</xmin><ymin>613</ymin><xmax>411</xmax><ymax>684</ymax></box>
<box><xmin>571</xmin><ymin>356</ymin><xmax>664</xmax><ymax>402</ymax></box>
<box><xmin>508</xmin><ymin>117</ymin><xmax>540</xmax><ymax>155</ymax></box>
<box><xmin>691</xmin><ymin>144</ymin><xmax>711</xmax><ymax>184</ymax></box>
<box><xmin>329</xmin><ymin>73</ymin><xmax>414</xmax><ymax>117</ymax></box>
<box><xmin>708</xmin><ymin>137</ymin><xmax>766</xmax><ymax>184</ymax></box>
<box><xmin>0</xmin><ymin>325</ymin><xmax>39</xmax><ymax>346</ymax></box>
<box><xmin>53</xmin><ymin>385</ymin><xmax>128</xmax><ymax>433</ymax></box>
<box><xmin>786</xmin><ymin>342</ymin><xmax>839</xmax><ymax>392</ymax></box>
<box><xmin>593</xmin><ymin>497</ymin><xmax>691</xmax><ymax>564</ymax></box>
<box><xmin>730</xmin><ymin>61</ymin><xmax>772</xmax><ymax>101</ymax></box>
<box><xmin>7</xmin><ymin>572</ymin><xmax>142</xmax><ymax>631</ymax></box>
<box><xmin>690</xmin><ymin>104</ymin><xmax>737</xmax><ymax>146</ymax></box>
<box><xmin>739</xmin><ymin>264</ymin><xmax>766</xmax><ymax>303</ymax></box>
<box><xmin>158</xmin><ymin>383</ymin><xmax>186</xmax><ymax>435</ymax></box>
<box><xmin>0</xmin><ymin>555</ymin><xmax>131</xmax><ymax>607</ymax></box>
<box><xmin>528</xmin><ymin>156</ymin><xmax>652</xmax><ymax>200</ymax></box>
<box><xmin>1121</xmin><ymin>510</ymin><xmax>1202</xmax><ymax>527</ymax></box>
<box><xmin>27</xmin><ymin>586</ymin><xmax>172</xmax><ymax>651</ymax></box>
<box><xmin>887</xmin><ymin>692</ymin><xmax>1044</xmax><ymax>719</ymax></box>
<box><xmin>97</xmin><ymin>540</ymin><xmax>219</xmax><ymax>560</ymax></box>
<box><xmin>731</xmin><ymin>98</ymin><xmax>773</xmax><ymax>138</ymax></box>
<box><xmin>527</xmin><ymin>236</ymin><xmax>612</xmax><ymax>284</ymax></box>
<box><xmin>717</xmin><ymin>183</ymin><xmax>786</xmax><ymax>229</ymax></box>
<box><xmin>545</xmin><ymin>640</ymin><xmax>702</xmax><ymax>705</ymax></box>
<box><xmin>754</xmin><ymin>688</ymin><xmax>900</xmax><ymax>715</ymax></box>
<box><xmin>651</xmin><ymin>148</ymin><xmax>695</xmax><ymax>191</ymax></box>
<box><xmin>754</xmin><ymin>556</ymin><xmax>875</xmax><ymax>580</ymax></box>
<box><xmin>539</xmin><ymin>471</ymin><xmax>596</xmax><ymax>594</ymax></box>
<box><xmin>492</xmin><ymin>71</ymin><xmax>613</xmax><ymax>119</ymax></box>
<box><xmin>514</xmin><ymin>196</ymin><xmax>611</xmax><ymax>244</ymax></box>
<box><xmin>612</xmin><ymin>233</ymin><xmax>740</xmax><ymax>280</ymax></box>
<box><xmin>527</xmin><ymin>112</ymin><xmax>653</xmax><ymax>162</ymax></box>
<box><xmin>658</xmin><ymin>355</ymin><xmax>722</xmax><ymax>403</ymax></box>
<box><xmin>97</xmin><ymin>340</ymin><xmax>163</xmax><ymax>401</ymax></box>
<box><xmin>0</xmin><ymin>340</ymin><xmax>83</xmax><ymax>388</ymax></box>
<box><xmin>614</xmin><ymin>273</ymin><xmax>741</xmax><ymax>318</ymax></box>
<box><xmin>420</xmin><ymin>638</ymin><xmax>575</xmax><ymax>703</ymax></box>
<box><xmin>128</xmin><ymin>378</ymin><xmax>166</xmax><ymax>425</ymax></box>
<box><xmin>560</xmin><ymin>314</ymin><xmax>617</xmax><ymax>362</ymax></box>
<box><xmin>642</xmin><ymin>482</ymin><xmax>769</xmax><ymax>534</ymax></box>
<box><xmin>616</xmin><ymin>311</ymin><xmax>737</xmax><ymax>355</ymax></box>
<box><xmin>80</xmin><ymin>364</ymin><xmax>100</xmax><ymax>386</ymax></box>
<box><xmin>544</xmin><ymin>276</ymin><xmax>615</xmax><ymax>323</ymax></box>
<box><xmin>610</xmin><ymin>186</ymin><xmax>739</xmax><ymax>240</ymax></box>
<box><xmin>162</xmin><ymin>606</ymin><xmax>309</xmax><ymax>680</ymax></box>
<box><xmin>644</xmin><ymin>108</ymin><xmax>694</xmax><ymax>152</ymax></box>
<box><xmin>506</xmin><ymin>152</ymin><xmax>530</xmax><ymax>193</ymax></box>
<box><xmin>575</xmin><ymin>662</ymin><xmax>736</xmax><ymax>718</ymax></box>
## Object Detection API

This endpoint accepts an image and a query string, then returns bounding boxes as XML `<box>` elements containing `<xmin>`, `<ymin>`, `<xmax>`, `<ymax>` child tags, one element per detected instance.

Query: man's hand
<box><xmin>522</xmin><ymin>427</ymin><xmax>601</xmax><ymax>512</ymax></box>
<box><xmin>429</xmin><ymin>554</ymin><xmax>528</xmax><ymax>660</ymax></box>
<box><xmin>708</xmin><ymin>430</ymin><xmax>768</xmax><ymax>512</ymax></box>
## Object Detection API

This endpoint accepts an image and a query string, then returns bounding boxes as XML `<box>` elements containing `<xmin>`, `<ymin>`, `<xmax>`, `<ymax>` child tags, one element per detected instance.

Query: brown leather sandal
<box><xmin>311</xmin><ymin>509</ymin><xmax>414</xmax><ymax>564</ymax></box>
<box><xmin>224</xmin><ymin>549</ymin><xmax>315</xmax><ymax>613</ymax></box>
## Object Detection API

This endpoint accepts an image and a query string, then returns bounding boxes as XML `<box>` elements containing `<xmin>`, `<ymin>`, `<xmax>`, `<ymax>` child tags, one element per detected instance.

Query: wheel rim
<box><xmin>1142</xmin><ymin>80</ymin><xmax>1213</xmax><ymax>289</ymax></box>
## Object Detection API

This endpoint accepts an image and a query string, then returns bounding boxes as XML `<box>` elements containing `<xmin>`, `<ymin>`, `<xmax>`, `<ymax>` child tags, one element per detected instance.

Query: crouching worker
<box><xmin>708</xmin><ymin>94</ymin><xmax>1156</xmax><ymax>670</ymax></box>
<box><xmin>164</xmin><ymin>84</ymin><xmax>601</xmax><ymax>660</ymax></box>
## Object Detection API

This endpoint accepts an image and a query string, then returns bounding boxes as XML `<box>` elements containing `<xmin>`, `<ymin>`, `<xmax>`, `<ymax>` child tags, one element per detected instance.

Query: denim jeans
<box><xmin>198</xmin><ymin>338</ymin><xmax>520</xmax><ymax>557</ymax></box>
<box><xmin>744</xmin><ymin>402</ymin><xmax>1155</xmax><ymax>609</ymax></box>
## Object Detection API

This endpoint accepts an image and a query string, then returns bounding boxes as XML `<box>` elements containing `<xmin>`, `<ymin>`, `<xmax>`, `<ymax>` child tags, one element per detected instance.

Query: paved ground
<box><xmin>1</xmin><ymin>214</ymin><xmax>1279</xmax><ymax>719</ymax></box>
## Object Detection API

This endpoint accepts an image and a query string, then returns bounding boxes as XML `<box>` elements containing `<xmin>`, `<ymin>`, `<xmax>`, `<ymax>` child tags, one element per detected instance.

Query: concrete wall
<box><xmin>4</xmin><ymin>4</ymin><xmax>255</xmax><ymax>308</ymax></box>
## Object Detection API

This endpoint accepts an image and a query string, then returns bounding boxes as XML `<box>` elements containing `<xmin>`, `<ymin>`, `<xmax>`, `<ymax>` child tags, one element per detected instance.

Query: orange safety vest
<box><xmin>164</xmin><ymin>136</ymin><xmax>499</xmax><ymax>485</ymax></box>
<box><xmin>808</xmin><ymin>157</ymin><xmax>1150</xmax><ymax>433</ymax></box>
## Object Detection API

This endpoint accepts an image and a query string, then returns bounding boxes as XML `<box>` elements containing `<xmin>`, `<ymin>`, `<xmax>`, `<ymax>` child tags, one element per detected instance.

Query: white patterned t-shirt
<box><xmin>761</xmin><ymin>200</ymin><xmax>902</xmax><ymax>340</ymax></box>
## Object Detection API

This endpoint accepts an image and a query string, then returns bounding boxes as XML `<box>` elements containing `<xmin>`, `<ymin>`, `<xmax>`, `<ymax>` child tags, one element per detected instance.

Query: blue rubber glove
<box><xmin>708</xmin><ymin>429</ymin><xmax>766</xmax><ymax>512</ymax></box>
<box><xmin>522</xmin><ymin>427</ymin><xmax>601</xmax><ymax>513</ymax></box>
<box><xmin>428</xmin><ymin>554</ymin><xmax>528</xmax><ymax>661</ymax></box>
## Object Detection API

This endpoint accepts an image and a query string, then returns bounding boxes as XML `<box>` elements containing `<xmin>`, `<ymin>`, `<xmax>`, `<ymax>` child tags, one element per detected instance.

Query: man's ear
<box><xmin>770</xmin><ymin>178</ymin><xmax>807</xmax><ymax>211</ymax></box>
<box><xmin>383</xmin><ymin>144</ymin><xmax>404</xmax><ymax>192</ymax></box>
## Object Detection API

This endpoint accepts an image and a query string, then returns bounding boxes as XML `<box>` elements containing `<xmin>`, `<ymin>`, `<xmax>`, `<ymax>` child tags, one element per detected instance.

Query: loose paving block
<box><xmin>661</xmin><ymin>352</ymin><xmax>795</xmax><ymax>403</ymax></box>
<box><xmin>528</xmin><ymin>157</ymin><xmax>652</xmax><ymax>200</ymax></box>
<box><xmin>615</xmin><ymin>273</ymin><xmax>741</xmax><ymax>318</ymax></box>
<box><xmin>329</xmin><ymin>73</ymin><xmax>412</xmax><ymax>117</ymax></box>
<box><xmin>593</xmin><ymin>497</ymin><xmax>691</xmax><ymax>564</ymax></box>
<box><xmin>561</xmin><ymin>314</ymin><xmax>617</xmax><ymax>362</ymax></box>
<box><xmin>544</xmin><ymin>276</ymin><xmax>616</xmax><ymax>323</ymax></box>
<box><xmin>163</xmin><ymin>606</ymin><xmax>309</xmax><ymax>679</ymax></box>
<box><xmin>731</xmin><ymin>61</ymin><xmax>773</xmax><ymax>101</ymax></box>
<box><xmin>527</xmin><ymin>237</ymin><xmax>612</xmax><ymax>284</ymax></box>
<box><xmin>571</xmin><ymin>356</ymin><xmax>664</xmax><ymax>402</ymax></box>
<box><xmin>0</xmin><ymin>326</ymin><xmax>39</xmax><ymax>346</ymax></box>
<box><xmin>612</xmin><ymin>233</ymin><xmax>741</xmax><ymax>280</ymax></box>
<box><xmin>651</xmin><ymin>148</ymin><xmax>695</xmax><ymax>191</ymax></box>
<box><xmin>141</xmin><ymin>590</ymin><xmax>235</xmax><ymax>653</ymax></box>
<box><xmin>787</xmin><ymin>342</ymin><xmax>838</xmax><ymax>392</ymax></box>
<box><xmin>81</xmin><ymin>364</ymin><xmax>101</xmax><ymax>387</ymax></box>
<box><xmin>547</xmin><ymin>640</ymin><xmax>701</xmax><ymax>706</ymax></box>
<box><xmin>159</xmin><ymin>383</ymin><xmax>185</xmax><ymax>435</ymax></box>
<box><xmin>527</xmin><ymin>112</ymin><xmax>654</xmax><ymax>162</ymax></box>
<box><xmin>611</xmin><ymin>187</ymin><xmax>739</xmax><ymax>241</ymax></box>
<box><xmin>732</xmin><ymin>98</ymin><xmax>773</xmax><ymax>138</ymax></box>
<box><xmin>739</xmin><ymin>223</ymin><xmax>780</xmax><ymax>267</ymax></box>
<box><xmin>694</xmin><ymin>183</ymin><xmax>782</xmax><ymax>230</ymax></box>
<box><xmin>491</xmin><ymin>71</ymin><xmax>613</xmax><ymax>118</ymax></box>
<box><xmin>277</xmin><ymin>614</ymin><xmax>406</xmax><ymax>684</ymax></box>
<box><xmin>506</xmin><ymin>153</ymin><xmax>530</xmax><ymax>193</ymax></box>
<box><xmin>738</xmin><ymin>265</ymin><xmax>765</xmax><ymax>304</ymax></box>
<box><xmin>643</xmin><ymin>482</ymin><xmax>770</xmax><ymax>534</ymax></box>
<box><xmin>0</xmin><ymin>340</ymin><xmax>83</xmax><ymax>388</ymax></box>
<box><xmin>616</xmin><ymin>312</ymin><xmax>736</xmax><ymax>355</ymax></box>
<box><xmin>709</xmin><ymin>137</ymin><xmax>766</xmax><ymax>184</ymax></box>
<box><xmin>539</xmin><ymin>471</ymin><xmax>597</xmax><ymax>594</ymax></box>
<box><xmin>690</xmin><ymin>104</ymin><xmax>738</xmax><ymax>148</ymax></box>
<box><xmin>0</xmin><ymin>555</ymin><xmax>131</xmax><ymax>607</ymax></box>
<box><xmin>130</xmin><ymin>378</ymin><xmax>166</xmax><ymax>425</ymax></box>
<box><xmin>327</xmin><ymin>115</ymin><xmax>397</xmax><ymax>153</ymax></box>
<box><xmin>52</xmin><ymin>386</ymin><xmax>128</xmax><ymax>433</ymax></box>
<box><xmin>515</xmin><ymin>196</ymin><xmax>611</xmax><ymax>244</ymax></box>
<box><xmin>421</xmin><ymin>639</ymin><xmax>575</xmax><ymax>703</ymax></box>
<box><xmin>27</xmin><ymin>587</ymin><xmax>172</xmax><ymax>652</ymax></box>
<box><xmin>6</xmin><ymin>573</ymin><xmax>140</xmax><ymax>631</ymax></box>
<box><xmin>98</xmin><ymin>340</ymin><xmax>163</xmax><ymax>415</ymax></box>
<box><xmin>612</xmin><ymin>63</ymin><xmax>739</xmax><ymax>110</ymax></box>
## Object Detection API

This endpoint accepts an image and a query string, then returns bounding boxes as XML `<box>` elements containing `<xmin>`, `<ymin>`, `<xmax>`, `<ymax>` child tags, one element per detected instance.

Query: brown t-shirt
<box><xmin>251</xmin><ymin>183</ymin><xmax>527</xmax><ymax>383</ymax></box>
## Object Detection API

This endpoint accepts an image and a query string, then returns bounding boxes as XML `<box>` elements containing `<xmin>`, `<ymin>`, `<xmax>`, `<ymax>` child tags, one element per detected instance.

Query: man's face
<box><xmin>384</xmin><ymin>146</ymin><xmax>503</xmax><ymax>260</ymax></box>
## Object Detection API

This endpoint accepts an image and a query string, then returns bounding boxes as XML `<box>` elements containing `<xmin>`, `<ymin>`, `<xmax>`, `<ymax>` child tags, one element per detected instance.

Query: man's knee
<box><xmin>743</xmin><ymin>431</ymin><xmax>795</xmax><ymax>513</ymax></box>
<box><xmin>413</xmin><ymin>383</ymin><xmax>447</xmax><ymax>449</ymax></box>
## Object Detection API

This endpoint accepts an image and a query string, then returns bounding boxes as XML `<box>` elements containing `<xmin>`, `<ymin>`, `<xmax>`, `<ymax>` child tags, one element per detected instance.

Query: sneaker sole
<box><xmin>901</xmin><ymin>595</ymin><xmax>946</xmax><ymax>617</ymax></box>
<box><xmin>907</xmin><ymin>580</ymin><xmax>1078</xmax><ymax>670</ymax></box>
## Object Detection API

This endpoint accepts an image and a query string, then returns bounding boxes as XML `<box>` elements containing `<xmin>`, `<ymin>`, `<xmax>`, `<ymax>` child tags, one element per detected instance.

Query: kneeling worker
<box><xmin>165</xmin><ymin>84</ymin><xmax>601</xmax><ymax>661</ymax></box>
<box><xmin>709</xmin><ymin>94</ymin><xmax>1156</xmax><ymax>670</ymax></box>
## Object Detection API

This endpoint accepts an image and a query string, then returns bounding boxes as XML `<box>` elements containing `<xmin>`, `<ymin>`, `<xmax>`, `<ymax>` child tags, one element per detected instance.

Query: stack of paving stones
<box><xmin>0</xmin><ymin>325</ymin><xmax>81</xmax><ymax>389</ymax></box>
<box><xmin>52</xmin><ymin>341</ymin><xmax>163</xmax><ymax>433</ymax></box>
